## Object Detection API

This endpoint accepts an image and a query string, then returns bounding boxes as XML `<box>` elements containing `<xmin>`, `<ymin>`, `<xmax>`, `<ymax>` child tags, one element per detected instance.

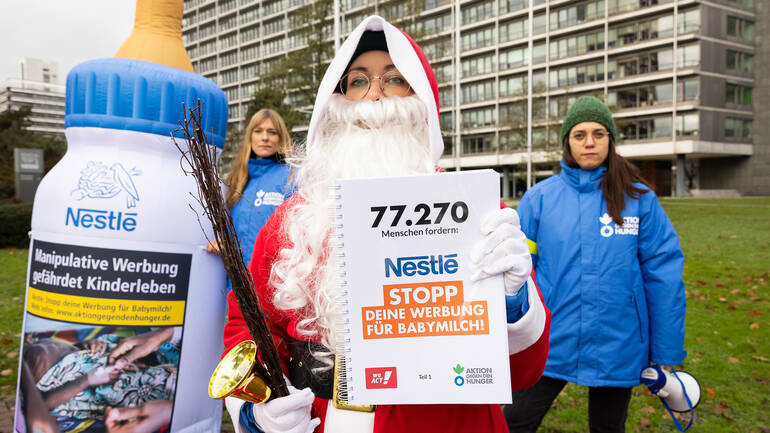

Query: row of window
<box><xmin>219</xmin><ymin>32</ymin><xmax>238</xmax><ymax>50</ymax></box>
<box><xmin>343</xmin><ymin>13</ymin><xmax>367</xmax><ymax>34</ymax></box>
<box><xmin>6</xmin><ymin>93</ymin><xmax>64</xmax><ymax>104</ymax></box>
<box><xmin>434</xmin><ymin>63</ymin><xmax>454</xmax><ymax>82</ymax></box>
<box><xmin>727</xmin><ymin>16</ymin><xmax>754</xmax><ymax>42</ymax></box>
<box><xmin>199</xmin><ymin>57</ymin><xmax>217</xmax><ymax>72</ymax></box>
<box><xmin>462</xmin><ymin>27</ymin><xmax>494</xmax><ymax>53</ymax></box>
<box><xmin>198</xmin><ymin>40</ymin><xmax>217</xmax><ymax>57</ymax></box>
<box><xmin>499</xmin><ymin>16</ymin><xmax>541</xmax><ymax>43</ymax></box>
<box><xmin>607</xmin><ymin>79</ymin><xmax>698</xmax><ymax>110</ymax></box>
<box><xmin>219</xmin><ymin>0</ymin><xmax>236</xmax><ymax>14</ymax></box>
<box><xmin>462</xmin><ymin>1</ymin><xmax>494</xmax><ymax>26</ymax></box>
<box><xmin>13</xmin><ymin>106</ymin><xmax>64</xmax><ymax>117</ymax></box>
<box><xmin>725</xmin><ymin>117</ymin><xmax>752</xmax><ymax>138</ymax></box>
<box><xmin>498</xmin><ymin>0</ymin><xmax>544</xmax><ymax>17</ymax></box>
<box><xmin>612</xmin><ymin>15</ymin><xmax>674</xmax><ymax>48</ymax></box>
<box><xmin>220</xmin><ymin>50</ymin><xmax>238</xmax><ymax>67</ymax></box>
<box><xmin>726</xmin><ymin>83</ymin><xmax>752</xmax><ymax>107</ymax></box>
<box><xmin>219</xmin><ymin>68</ymin><xmax>238</xmax><ymax>85</ymax></box>
<box><xmin>423</xmin><ymin>38</ymin><xmax>453</xmax><ymax>61</ymax></box>
<box><xmin>608</xmin><ymin>0</ymin><xmax>669</xmax><ymax>16</ymax></box>
<box><xmin>220</xmin><ymin>15</ymin><xmax>237</xmax><ymax>32</ymax></box>
<box><xmin>444</xmin><ymin>78</ymin><xmax>707</xmax><ymax>134</ymax></box>
<box><xmin>185</xmin><ymin>0</ymin><xmax>306</xmax><ymax>14</ymax></box>
<box><xmin>263</xmin><ymin>17</ymin><xmax>287</xmax><ymax>36</ymax></box>
<box><xmin>263</xmin><ymin>0</ymin><xmax>286</xmax><ymax>17</ymax></box>
<box><xmin>452</xmin><ymin>112</ymin><xmax>715</xmax><ymax>155</ymax></box>
<box><xmin>469</xmin><ymin>8</ymin><xmax>697</xmax><ymax>58</ymax></box>
<box><xmin>725</xmin><ymin>0</ymin><xmax>754</xmax><ymax>9</ymax></box>
<box><xmin>229</xmin><ymin>103</ymin><xmax>243</xmax><ymax>118</ymax></box>
<box><xmin>455</xmin><ymin>43</ymin><xmax>700</xmax><ymax>83</ymax></box>
<box><xmin>500</xmin><ymin>74</ymin><xmax>530</xmax><ymax>97</ymax></box>
<box><xmin>549</xmin><ymin>29</ymin><xmax>606</xmax><ymax>60</ymax></box>
<box><xmin>183</xmin><ymin>0</ymin><xmax>305</xmax><ymax>29</ymax></box>
<box><xmin>421</xmin><ymin>13</ymin><xmax>453</xmax><ymax>36</ymax></box>
<box><xmin>199</xmin><ymin>23</ymin><xmax>216</xmax><ymax>39</ymax></box>
<box><xmin>726</xmin><ymin>50</ymin><xmax>753</xmax><ymax>74</ymax></box>
<box><xmin>617</xmin><ymin>113</ymin><xmax>699</xmax><ymax>140</ymax></box>
<box><xmin>242</xmin><ymin>26</ymin><xmax>259</xmax><ymax>43</ymax></box>
<box><xmin>199</xmin><ymin>42</ymin><xmax>735</xmax><ymax>94</ymax></box>
<box><xmin>263</xmin><ymin>38</ymin><xmax>284</xmax><ymax>56</ymax></box>
<box><xmin>453</xmin><ymin>0</ymin><xmax>678</xmax><ymax>38</ymax></box>
<box><xmin>462</xmin><ymin>80</ymin><xmax>496</xmax><ymax>105</ymax></box>
<box><xmin>549</xmin><ymin>0</ymin><xmax>605</xmax><ymax>31</ymax></box>
<box><xmin>485</xmin><ymin>78</ymin><xmax>699</xmax><ymax>118</ymax></box>
<box><xmin>436</xmin><ymin>52</ymin><xmax>714</xmax><ymax>107</ymax></box>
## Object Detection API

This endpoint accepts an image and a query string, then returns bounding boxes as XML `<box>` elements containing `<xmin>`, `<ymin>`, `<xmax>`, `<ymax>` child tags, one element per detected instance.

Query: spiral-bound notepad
<box><xmin>332</xmin><ymin>170</ymin><xmax>512</xmax><ymax>405</ymax></box>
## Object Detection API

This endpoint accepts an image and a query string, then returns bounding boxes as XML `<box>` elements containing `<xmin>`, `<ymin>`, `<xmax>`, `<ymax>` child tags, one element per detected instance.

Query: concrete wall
<box><xmin>700</xmin><ymin>1</ymin><xmax>768</xmax><ymax>195</ymax></box>
<box><xmin>749</xmin><ymin>0</ymin><xmax>770</xmax><ymax>195</ymax></box>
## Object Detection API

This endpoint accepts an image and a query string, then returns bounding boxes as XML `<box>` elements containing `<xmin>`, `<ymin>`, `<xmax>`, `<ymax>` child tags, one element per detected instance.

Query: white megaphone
<box><xmin>640</xmin><ymin>365</ymin><xmax>701</xmax><ymax>412</ymax></box>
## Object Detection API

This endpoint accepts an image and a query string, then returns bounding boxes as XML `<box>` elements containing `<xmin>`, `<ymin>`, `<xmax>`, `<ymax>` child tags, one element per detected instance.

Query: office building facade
<box><xmin>18</xmin><ymin>58</ymin><xmax>59</xmax><ymax>85</ymax></box>
<box><xmin>1</xmin><ymin>58</ymin><xmax>65</xmax><ymax>136</ymax></box>
<box><xmin>182</xmin><ymin>0</ymin><xmax>764</xmax><ymax>196</ymax></box>
<box><xmin>0</xmin><ymin>79</ymin><xmax>66</xmax><ymax>137</ymax></box>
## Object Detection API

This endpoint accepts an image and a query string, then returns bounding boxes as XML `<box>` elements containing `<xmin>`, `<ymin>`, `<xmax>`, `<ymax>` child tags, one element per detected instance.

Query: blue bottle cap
<box><xmin>65</xmin><ymin>58</ymin><xmax>228</xmax><ymax>148</ymax></box>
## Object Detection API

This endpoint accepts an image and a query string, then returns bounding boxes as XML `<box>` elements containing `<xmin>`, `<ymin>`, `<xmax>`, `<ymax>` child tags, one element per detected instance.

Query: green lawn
<box><xmin>1</xmin><ymin>198</ymin><xmax>768</xmax><ymax>431</ymax></box>
<box><xmin>0</xmin><ymin>249</ymin><xmax>26</xmax><ymax>398</ymax></box>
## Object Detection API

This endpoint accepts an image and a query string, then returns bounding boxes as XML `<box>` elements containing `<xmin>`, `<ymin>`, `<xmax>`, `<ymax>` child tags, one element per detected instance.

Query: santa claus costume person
<box><xmin>223</xmin><ymin>15</ymin><xmax>551</xmax><ymax>433</ymax></box>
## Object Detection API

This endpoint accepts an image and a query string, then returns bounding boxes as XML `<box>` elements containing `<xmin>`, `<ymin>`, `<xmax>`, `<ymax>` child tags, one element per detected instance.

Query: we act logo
<box><xmin>365</xmin><ymin>367</ymin><xmax>398</xmax><ymax>389</ymax></box>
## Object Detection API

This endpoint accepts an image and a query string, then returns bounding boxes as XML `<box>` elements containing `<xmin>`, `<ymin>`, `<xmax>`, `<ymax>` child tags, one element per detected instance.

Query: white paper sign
<box><xmin>334</xmin><ymin>170</ymin><xmax>512</xmax><ymax>405</ymax></box>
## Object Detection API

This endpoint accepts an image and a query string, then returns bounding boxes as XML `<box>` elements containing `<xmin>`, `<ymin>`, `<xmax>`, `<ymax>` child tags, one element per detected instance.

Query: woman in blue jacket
<box><xmin>504</xmin><ymin>96</ymin><xmax>686</xmax><ymax>433</ymax></box>
<box><xmin>208</xmin><ymin>108</ymin><xmax>295</xmax><ymax>265</ymax></box>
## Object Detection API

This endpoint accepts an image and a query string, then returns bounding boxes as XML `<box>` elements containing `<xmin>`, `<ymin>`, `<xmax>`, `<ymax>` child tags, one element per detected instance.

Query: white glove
<box><xmin>470</xmin><ymin>207</ymin><xmax>532</xmax><ymax>296</ymax></box>
<box><xmin>252</xmin><ymin>385</ymin><xmax>320</xmax><ymax>433</ymax></box>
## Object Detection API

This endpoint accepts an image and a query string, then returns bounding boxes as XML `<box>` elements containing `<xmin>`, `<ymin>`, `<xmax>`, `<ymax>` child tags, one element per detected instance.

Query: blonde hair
<box><xmin>225</xmin><ymin>109</ymin><xmax>293</xmax><ymax>208</ymax></box>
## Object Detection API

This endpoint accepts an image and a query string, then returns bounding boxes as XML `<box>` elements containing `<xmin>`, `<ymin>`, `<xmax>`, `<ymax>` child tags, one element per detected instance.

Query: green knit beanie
<box><xmin>560</xmin><ymin>96</ymin><xmax>618</xmax><ymax>143</ymax></box>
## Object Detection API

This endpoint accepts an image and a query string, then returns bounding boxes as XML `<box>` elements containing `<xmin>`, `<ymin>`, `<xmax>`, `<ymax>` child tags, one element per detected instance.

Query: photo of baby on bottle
<box><xmin>16</xmin><ymin>316</ymin><xmax>181</xmax><ymax>433</ymax></box>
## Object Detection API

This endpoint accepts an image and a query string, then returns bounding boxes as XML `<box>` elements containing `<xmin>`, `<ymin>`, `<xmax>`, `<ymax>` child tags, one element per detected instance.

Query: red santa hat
<box><xmin>307</xmin><ymin>15</ymin><xmax>444</xmax><ymax>163</ymax></box>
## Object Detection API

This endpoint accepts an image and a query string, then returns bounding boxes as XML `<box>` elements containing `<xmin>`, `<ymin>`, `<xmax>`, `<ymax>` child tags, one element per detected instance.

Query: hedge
<box><xmin>0</xmin><ymin>202</ymin><xmax>32</xmax><ymax>248</ymax></box>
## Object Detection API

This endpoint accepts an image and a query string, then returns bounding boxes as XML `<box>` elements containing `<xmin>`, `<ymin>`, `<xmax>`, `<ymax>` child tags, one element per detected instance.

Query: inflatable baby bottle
<box><xmin>15</xmin><ymin>1</ymin><xmax>228</xmax><ymax>432</ymax></box>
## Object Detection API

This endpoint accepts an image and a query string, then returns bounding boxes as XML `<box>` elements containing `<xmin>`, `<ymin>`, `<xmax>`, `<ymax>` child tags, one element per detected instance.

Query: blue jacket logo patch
<box><xmin>254</xmin><ymin>189</ymin><xmax>285</xmax><ymax>207</ymax></box>
<box><xmin>600</xmin><ymin>213</ymin><xmax>639</xmax><ymax>238</ymax></box>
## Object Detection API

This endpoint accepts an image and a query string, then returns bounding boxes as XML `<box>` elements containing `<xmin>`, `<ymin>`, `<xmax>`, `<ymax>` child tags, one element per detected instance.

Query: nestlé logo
<box><xmin>65</xmin><ymin>208</ymin><xmax>137</xmax><ymax>232</ymax></box>
<box><xmin>384</xmin><ymin>254</ymin><xmax>458</xmax><ymax>278</ymax></box>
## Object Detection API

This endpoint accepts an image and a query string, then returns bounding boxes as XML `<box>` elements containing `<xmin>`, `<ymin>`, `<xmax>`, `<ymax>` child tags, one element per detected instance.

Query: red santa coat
<box><xmin>224</xmin><ymin>196</ymin><xmax>551</xmax><ymax>433</ymax></box>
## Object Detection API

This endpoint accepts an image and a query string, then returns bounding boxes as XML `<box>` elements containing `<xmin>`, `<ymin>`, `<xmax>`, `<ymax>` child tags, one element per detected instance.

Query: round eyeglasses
<box><xmin>339</xmin><ymin>70</ymin><xmax>412</xmax><ymax>100</ymax></box>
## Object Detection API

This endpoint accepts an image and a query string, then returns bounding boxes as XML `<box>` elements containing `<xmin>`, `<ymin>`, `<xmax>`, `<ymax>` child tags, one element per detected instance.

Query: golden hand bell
<box><xmin>209</xmin><ymin>340</ymin><xmax>271</xmax><ymax>404</ymax></box>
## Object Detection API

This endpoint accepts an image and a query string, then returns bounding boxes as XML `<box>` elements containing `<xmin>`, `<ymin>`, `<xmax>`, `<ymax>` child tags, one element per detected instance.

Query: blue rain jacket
<box><xmin>231</xmin><ymin>158</ymin><xmax>294</xmax><ymax>265</ymax></box>
<box><xmin>517</xmin><ymin>160</ymin><xmax>686</xmax><ymax>387</ymax></box>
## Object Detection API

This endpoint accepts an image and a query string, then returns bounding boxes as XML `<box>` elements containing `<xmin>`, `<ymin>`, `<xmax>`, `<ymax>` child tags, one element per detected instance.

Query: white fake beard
<box><xmin>269</xmin><ymin>94</ymin><xmax>434</xmax><ymax>370</ymax></box>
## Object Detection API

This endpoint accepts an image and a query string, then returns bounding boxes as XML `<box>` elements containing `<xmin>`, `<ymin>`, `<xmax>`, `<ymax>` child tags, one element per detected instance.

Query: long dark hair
<box><xmin>563</xmin><ymin>136</ymin><xmax>651</xmax><ymax>226</ymax></box>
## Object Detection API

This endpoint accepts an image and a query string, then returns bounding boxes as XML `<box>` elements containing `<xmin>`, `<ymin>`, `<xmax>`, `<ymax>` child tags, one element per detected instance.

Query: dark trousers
<box><xmin>503</xmin><ymin>376</ymin><xmax>632</xmax><ymax>433</ymax></box>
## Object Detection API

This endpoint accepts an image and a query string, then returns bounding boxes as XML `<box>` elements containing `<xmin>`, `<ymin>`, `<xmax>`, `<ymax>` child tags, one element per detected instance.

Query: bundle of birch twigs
<box><xmin>173</xmin><ymin>100</ymin><xmax>289</xmax><ymax>398</ymax></box>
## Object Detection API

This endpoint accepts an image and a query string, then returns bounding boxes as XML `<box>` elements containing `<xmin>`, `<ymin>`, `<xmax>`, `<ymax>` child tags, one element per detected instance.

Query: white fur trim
<box><xmin>323</xmin><ymin>400</ymin><xmax>375</xmax><ymax>433</ymax></box>
<box><xmin>224</xmin><ymin>397</ymin><xmax>245</xmax><ymax>433</ymax></box>
<box><xmin>507</xmin><ymin>276</ymin><xmax>547</xmax><ymax>354</ymax></box>
<box><xmin>307</xmin><ymin>15</ymin><xmax>444</xmax><ymax>163</ymax></box>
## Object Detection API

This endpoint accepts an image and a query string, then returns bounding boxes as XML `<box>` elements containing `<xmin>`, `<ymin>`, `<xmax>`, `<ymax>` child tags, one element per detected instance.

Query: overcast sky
<box><xmin>0</xmin><ymin>0</ymin><xmax>136</xmax><ymax>84</ymax></box>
